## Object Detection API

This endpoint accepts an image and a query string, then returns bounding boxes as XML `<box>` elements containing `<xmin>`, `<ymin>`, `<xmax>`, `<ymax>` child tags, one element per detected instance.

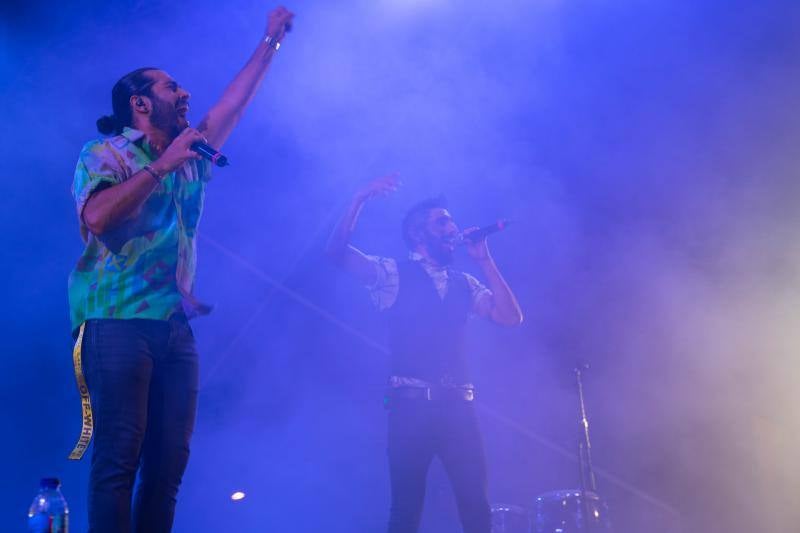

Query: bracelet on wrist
<box><xmin>143</xmin><ymin>164</ymin><xmax>164</xmax><ymax>184</ymax></box>
<box><xmin>264</xmin><ymin>35</ymin><xmax>281</xmax><ymax>51</ymax></box>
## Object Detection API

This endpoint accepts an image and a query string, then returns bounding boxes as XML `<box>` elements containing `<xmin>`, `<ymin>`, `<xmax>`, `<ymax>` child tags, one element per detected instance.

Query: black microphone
<box><xmin>458</xmin><ymin>219</ymin><xmax>511</xmax><ymax>244</ymax></box>
<box><xmin>191</xmin><ymin>142</ymin><xmax>229</xmax><ymax>167</ymax></box>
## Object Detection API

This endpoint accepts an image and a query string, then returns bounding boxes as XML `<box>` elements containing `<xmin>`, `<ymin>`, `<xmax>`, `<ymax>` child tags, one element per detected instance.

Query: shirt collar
<box><xmin>120</xmin><ymin>127</ymin><xmax>145</xmax><ymax>142</ymax></box>
<box><xmin>117</xmin><ymin>127</ymin><xmax>157</xmax><ymax>160</ymax></box>
<box><xmin>408</xmin><ymin>251</ymin><xmax>447</xmax><ymax>272</ymax></box>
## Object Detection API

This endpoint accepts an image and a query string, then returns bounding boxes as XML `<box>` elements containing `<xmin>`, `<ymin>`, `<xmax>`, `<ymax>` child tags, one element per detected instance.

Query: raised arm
<box><xmin>463</xmin><ymin>228</ymin><xmax>524</xmax><ymax>327</ymax></box>
<box><xmin>197</xmin><ymin>6</ymin><xmax>295</xmax><ymax>149</ymax></box>
<box><xmin>325</xmin><ymin>173</ymin><xmax>400</xmax><ymax>285</ymax></box>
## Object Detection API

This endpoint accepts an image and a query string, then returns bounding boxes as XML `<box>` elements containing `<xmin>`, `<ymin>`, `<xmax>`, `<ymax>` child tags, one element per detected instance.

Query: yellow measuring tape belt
<box><xmin>68</xmin><ymin>323</ymin><xmax>93</xmax><ymax>460</ymax></box>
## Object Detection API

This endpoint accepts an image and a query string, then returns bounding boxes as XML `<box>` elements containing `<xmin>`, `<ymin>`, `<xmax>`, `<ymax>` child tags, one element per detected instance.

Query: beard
<box><xmin>423</xmin><ymin>232</ymin><xmax>455</xmax><ymax>266</ymax></box>
<box><xmin>149</xmin><ymin>95</ymin><xmax>187</xmax><ymax>139</ymax></box>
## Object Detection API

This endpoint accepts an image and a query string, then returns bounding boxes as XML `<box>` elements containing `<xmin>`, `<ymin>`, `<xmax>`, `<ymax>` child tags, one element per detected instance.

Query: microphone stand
<box><xmin>575</xmin><ymin>363</ymin><xmax>598</xmax><ymax>530</ymax></box>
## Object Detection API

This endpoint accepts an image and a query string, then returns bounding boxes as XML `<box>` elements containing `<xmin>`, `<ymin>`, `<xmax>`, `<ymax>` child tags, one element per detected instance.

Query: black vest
<box><xmin>387</xmin><ymin>260</ymin><xmax>472</xmax><ymax>384</ymax></box>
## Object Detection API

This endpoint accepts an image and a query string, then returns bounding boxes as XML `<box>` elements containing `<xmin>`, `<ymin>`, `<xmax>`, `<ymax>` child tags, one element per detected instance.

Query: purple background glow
<box><xmin>1</xmin><ymin>0</ymin><xmax>799</xmax><ymax>531</ymax></box>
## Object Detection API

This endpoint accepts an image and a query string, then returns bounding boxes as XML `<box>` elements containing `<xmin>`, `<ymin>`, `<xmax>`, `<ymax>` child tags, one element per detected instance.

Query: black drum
<box><xmin>491</xmin><ymin>503</ymin><xmax>531</xmax><ymax>533</ymax></box>
<box><xmin>534</xmin><ymin>489</ymin><xmax>612</xmax><ymax>532</ymax></box>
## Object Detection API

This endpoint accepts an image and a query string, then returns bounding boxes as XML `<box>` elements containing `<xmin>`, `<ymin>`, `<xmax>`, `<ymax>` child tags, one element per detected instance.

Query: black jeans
<box><xmin>386</xmin><ymin>397</ymin><xmax>491</xmax><ymax>533</ymax></box>
<box><xmin>81</xmin><ymin>315</ymin><xmax>199</xmax><ymax>533</ymax></box>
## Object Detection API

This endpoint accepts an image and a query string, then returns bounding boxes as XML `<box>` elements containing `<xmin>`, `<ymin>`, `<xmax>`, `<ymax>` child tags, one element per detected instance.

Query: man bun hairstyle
<box><xmin>96</xmin><ymin>67</ymin><xmax>158</xmax><ymax>135</ymax></box>
<box><xmin>96</xmin><ymin>115</ymin><xmax>118</xmax><ymax>135</ymax></box>
<box><xmin>401</xmin><ymin>195</ymin><xmax>448</xmax><ymax>249</ymax></box>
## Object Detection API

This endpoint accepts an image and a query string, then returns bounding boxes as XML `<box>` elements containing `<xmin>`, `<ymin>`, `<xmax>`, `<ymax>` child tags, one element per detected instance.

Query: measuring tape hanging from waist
<box><xmin>68</xmin><ymin>322</ymin><xmax>93</xmax><ymax>460</ymax></box>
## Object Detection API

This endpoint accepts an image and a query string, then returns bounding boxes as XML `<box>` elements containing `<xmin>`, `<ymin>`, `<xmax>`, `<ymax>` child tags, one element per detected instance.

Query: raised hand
<box><xmin>324</xmin><ymin>172</ymin><xmax>399</xmax><ymax>281</ymax></box>
<box><xmin>266</xmin><ymin>5</ymin><xmax>295</xmax><ymax>42</ymax></box>
<box><xmin>355</xmin><ymin>173</ymin><xmax>401</xmax><ymax>203</ymax></box>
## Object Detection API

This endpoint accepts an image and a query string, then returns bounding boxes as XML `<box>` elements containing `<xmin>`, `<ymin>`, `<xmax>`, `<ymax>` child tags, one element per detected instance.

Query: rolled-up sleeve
<box><xmin>464</xmin><ymin>273</ymin><xmax>494</xmax><ymax>319</ymax></box>
<box><xmin>363</xmin><ymin>255</ymin><xmax>399</xmax><ymax>311</ymax></box>
<box><xmin>72</xmin><ymin>141</ymin><xmax>122</xmax><ymax>222</ymax></box>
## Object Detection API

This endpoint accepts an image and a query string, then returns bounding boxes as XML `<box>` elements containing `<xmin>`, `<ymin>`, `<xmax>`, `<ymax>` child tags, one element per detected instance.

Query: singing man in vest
<box><xmin>326</xmin><ymin>173</ymin><xmax>524</xmax><ymax>533</ymax></box>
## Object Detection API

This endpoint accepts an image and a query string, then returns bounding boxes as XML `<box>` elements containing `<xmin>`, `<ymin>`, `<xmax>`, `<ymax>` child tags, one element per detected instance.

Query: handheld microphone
<box><xmin>458</xmin><ymin>219</ymin><xmax>511</xmax><ymax>244</ymax></box>
<box><xmin>191</xmin><ymin>142</ymin><xmax>229</xmax><ymax>167</ymax></box>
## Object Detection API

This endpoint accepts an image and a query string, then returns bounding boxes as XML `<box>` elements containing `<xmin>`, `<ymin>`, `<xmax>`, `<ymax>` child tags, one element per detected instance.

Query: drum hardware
<box><xmin>491</xmin><ymin>503</ymin><xmax>531</xmax><ymax>533</ymax></box>
<box><xmin>533</xmin><ymin>363</ymin><xmax>613</xmax><ymax>532</ymax></box>
<box><xmin>492</xmin><ymin>363</ymin><xmax>613</xmax><ymax>532</ymax></box>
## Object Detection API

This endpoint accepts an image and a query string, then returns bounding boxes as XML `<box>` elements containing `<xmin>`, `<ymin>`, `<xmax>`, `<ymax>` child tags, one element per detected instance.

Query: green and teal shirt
<box><xmin>68</xmin><ymin>127</ymin><xmax>212</xmax><ymax>333</ymax></box>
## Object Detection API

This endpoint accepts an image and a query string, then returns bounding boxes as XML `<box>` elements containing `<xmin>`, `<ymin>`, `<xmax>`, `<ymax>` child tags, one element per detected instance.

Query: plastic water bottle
<box><xmin>27</xmin><ymin>478</ymin><xmax>69</xmax><ymax>533</ymax></box>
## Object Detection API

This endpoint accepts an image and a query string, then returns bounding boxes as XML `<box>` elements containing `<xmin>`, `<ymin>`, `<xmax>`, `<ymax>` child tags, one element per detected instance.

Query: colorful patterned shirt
<box><xmin>68</xmin><ymin>127</ymin><xmax>212</xmax><ymax>332</ymax></box>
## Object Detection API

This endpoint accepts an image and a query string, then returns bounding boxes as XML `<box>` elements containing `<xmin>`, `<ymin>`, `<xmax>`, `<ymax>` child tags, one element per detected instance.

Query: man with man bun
<box><xmin>67</xmin><ymin>6</ymin><xmax>294</xmax><ymax>532</ymax></box>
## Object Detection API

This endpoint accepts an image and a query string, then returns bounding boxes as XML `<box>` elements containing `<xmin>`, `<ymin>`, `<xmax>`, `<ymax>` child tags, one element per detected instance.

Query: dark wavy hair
<box><xmin>401</xmin><ymin>195</ymin><xmax>448</xmax><ymax>249</ymax></box>
<box><xmin>96</xmin><ymin>67</ymin><xmax>158</xmax><ymax>135</ymax></box>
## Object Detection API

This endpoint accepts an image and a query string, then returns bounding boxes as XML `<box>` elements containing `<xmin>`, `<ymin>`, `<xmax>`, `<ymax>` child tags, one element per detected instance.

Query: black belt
<box><xmin>386</xmin><ymin>386</ymin><xmax>475</xmax><ymax>402</ymax></box>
